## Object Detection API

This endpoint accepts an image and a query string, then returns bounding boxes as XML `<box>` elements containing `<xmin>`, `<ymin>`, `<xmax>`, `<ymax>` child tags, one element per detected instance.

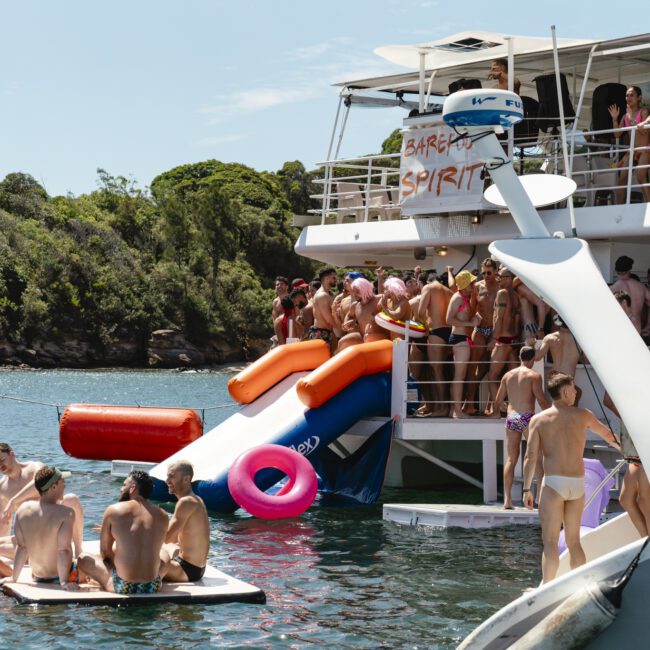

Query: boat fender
<box><xmin>508</xmin><ymin>580</ymin><xmax>618</xmax><ymax>649</ymax></box>
<box><xmin>227</xmin><ymin>444</ymin><xmax>317</xmax><ymax>519</ymax></box>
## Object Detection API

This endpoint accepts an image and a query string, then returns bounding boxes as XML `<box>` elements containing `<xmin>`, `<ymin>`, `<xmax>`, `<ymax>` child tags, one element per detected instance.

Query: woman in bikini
<box><xmin>446</xmin><ymin>270</ymin><xmax>481</xmax><ymax>419</ymax></box>
<box><xmin>608</xmin><ymin>86</ymin><xmax>649</xmax><ymax>204</ymax></box>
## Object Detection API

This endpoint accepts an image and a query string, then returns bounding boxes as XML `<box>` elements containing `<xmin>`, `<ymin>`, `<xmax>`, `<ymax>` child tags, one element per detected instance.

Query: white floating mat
<box><xmin>2</xmin><ymin>542</ymin><xmax>265</xmax><ymax>606</ymax></box>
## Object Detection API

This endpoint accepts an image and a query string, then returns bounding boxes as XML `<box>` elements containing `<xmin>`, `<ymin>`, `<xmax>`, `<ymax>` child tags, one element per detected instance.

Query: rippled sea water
<box><xmin>0</xmin><ymin>369</ymin><xmax>542</xmax><ymax>649</ymax></box>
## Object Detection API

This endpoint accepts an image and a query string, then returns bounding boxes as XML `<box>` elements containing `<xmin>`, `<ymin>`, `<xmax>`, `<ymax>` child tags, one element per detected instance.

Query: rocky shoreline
<box><xmin>0</xmin><ymin>329</ymin><xmax>268</xmax><ymax>369</ymax></box>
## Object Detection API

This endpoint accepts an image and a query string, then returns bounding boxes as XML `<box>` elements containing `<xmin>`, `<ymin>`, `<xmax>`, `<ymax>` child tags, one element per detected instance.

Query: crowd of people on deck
<box><xmin>271</xmin><ymin>253</ymin><xmax>650</xmax><ymax>583</ymax></box>
<box><xmin>0</xmin><ymin>445</ymin><xmax>208</xmax><ymax>594</ymax></box>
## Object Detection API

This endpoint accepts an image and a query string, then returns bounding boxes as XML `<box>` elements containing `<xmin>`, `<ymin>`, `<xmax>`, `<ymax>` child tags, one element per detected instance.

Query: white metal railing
<box><xmin>308</xmin><ymin>123</ymin><xmax>650</xmax><ymax>225</ymax></box>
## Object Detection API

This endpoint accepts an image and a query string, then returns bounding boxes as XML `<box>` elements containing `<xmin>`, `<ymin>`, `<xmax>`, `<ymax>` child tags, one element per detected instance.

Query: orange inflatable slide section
<box><xmin>296</xmin><ymin>339</ymin><xmax>393</xmax><ymax>409</ymax></box>
<box><xmin>228</xmin><ymin>340</ymin><xmax>330</xmax><ymax>404</ymax></box>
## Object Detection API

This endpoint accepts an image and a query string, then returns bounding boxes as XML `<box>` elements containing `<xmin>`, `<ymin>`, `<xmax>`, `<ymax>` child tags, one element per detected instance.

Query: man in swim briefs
<box><xmin>159</xmin><ymin>460</ymin><xmax>210</xmax><ymax>582</ymax></box>
<box><xmin>0</xmin><ymin>442</ymin><xmax>84</xmax><ymax>559</ymax></box>
<box><xmin>523</xmin><ymin>373</ymin><xmax>620</xmax><ymax>583</ymax></box>
<box><xmin>417</xmin><ymin>271</ymin><xmax>453</xmax><ymax>416</ymax></box>
<box><xmin>309</xmin><ymin>267</ymin><xmax>338</xmax><ymax>349</ymax></box>
<box><xmin>493</xmin><ymin>346</ymin><xmax>549</xmax><ymax>509</ymax></box>
<box><xmin>4</xmin><ymin>466</ymin><xmax>80</xmax><ymax>589</ymax></box>
<box><xmin>78</xmin><ymin>470</ymin><xmax>168</xmax><ymax>595</ymax></box>
<box><xmin>446</xmin><ymin>270</ymin><xmax>481</xmax><ymax>418</ymax></box>
<box><xmin>487</xmin><ymin>266</ymin><xmax>520</xmax><ymax>415</ymax></box>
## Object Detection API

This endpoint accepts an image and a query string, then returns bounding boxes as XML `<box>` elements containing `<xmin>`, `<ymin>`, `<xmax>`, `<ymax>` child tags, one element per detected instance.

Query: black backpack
<box><xmin>534</xmin><ymin>73</ymin><xmax>575</xmax><ymax>132</ymax></box>
<box><xmin>591</xmin><ymin>82</ymin><xmax>626</xmax><ymax>133</ymax></box>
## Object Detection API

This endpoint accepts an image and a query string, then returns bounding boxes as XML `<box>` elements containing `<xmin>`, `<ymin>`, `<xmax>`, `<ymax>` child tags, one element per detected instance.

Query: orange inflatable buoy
<box><xmin>228</xmin><ymin>339</ymin><xmax>330</xmax><ymax>404</ymax></box>
<box><xmin>59</xmin><ymin>404</ymin><xmax>203</xmax><ymax>462</ymax></box>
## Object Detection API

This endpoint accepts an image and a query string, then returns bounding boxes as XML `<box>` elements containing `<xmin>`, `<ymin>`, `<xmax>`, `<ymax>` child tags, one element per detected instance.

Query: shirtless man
<box><xmin>417</xmin><ymin>272</ymin><xmax>453</xmax><ymax>417</ymax></box>
<box><xmin>609</xmin><ymin>255</ymin><xmax>650</xmax><ymax>335</ymax></box>
<box><xmin>0</xmin><ymin>443</ymin><xmax>83</xmax><ymax>558</ymax></box>
<box><xmin>332</xmin><ymin>272</ymin><xmax>362</xmax><ymax>338</ymax></box>
<box><xmin>309</xmin><ymin>267</ymin><xmax>338</xmax><ymax>349</ymax></box>
<box><xmin>487</xmin><ymin>267</ymin><xmax>521</xmax><ymax>413</ymax></box>
<box><xmin>464</xmin><ymin>258</ymin><xmax>499</xmax><ymax>415</ymax></box>
<box><xmin>488</xmin><ymin>58</ymin><xmax>521</xmax><ymax>95</ymax></box>
<box><xmin>5</xmin><ymin>467</ymin><xmax>80</xmax><ymax>589</ymax></box>
<box><xmin>272</xmin><ymin>276</ymin><xmax>289</xmax><ymax>320</ymax></box>
<box><xmin>614</xmin><ymin>290</ymin><xmax>641</xmax><ymax>333</ymax></box>
<box><xmin>523</xmin><ymin>373</ymin><xmax>620</xmax><ymax>583</ymax></box>
<box><xmin>446</xmin><ymin>270</ymin><xmax>481</xmax><ymax>419</ymax></box>
<box><xmin>493</xmin><ymin>346</ymin><xmax>550</xmax><ymax>509</ymax></box>
<box><xmin>409</xmin><ymin>283</ymin><xmax>433</xmax><ymax>415</ymax></box>
<box><xmin>604</xmin><ymin>392</ymin><xmax>650</xmax><ymax>537</ymax></box>
<box><xmin>514</xmin><ymin>278</ymin><xmax>548</xmax><ymax>345</ymax></box>
<box><xmin>535</xmin><ymin>314</ymin><xmax>581</xmax><ymax>405</ymax></box>
<box><xmin>339</xmin><ymin>278</ymin><xmax>388</xmax><ymax>350</ymax></box>
<box><xmin>159</xmin><ymin>461</ymin><xmax>210</xmax><ymax>582</ymax></box>
<box><xmin>78</xmin><ymin>471</ymin><xmax>168</xmax><ymax>594</ymax></box>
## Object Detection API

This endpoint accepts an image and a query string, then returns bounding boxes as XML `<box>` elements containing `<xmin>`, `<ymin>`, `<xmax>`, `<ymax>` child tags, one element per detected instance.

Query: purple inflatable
<box><xmin>557</xmin><ymin>458</ymin><xmax>614</xmax><ymax>553</ymax></box>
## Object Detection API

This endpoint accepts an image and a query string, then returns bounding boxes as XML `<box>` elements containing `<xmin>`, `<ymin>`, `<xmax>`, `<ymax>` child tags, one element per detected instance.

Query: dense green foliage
<box><xmin>0</xmin><ymin>161</ymin><xmax>318</xmax><ymax>363</ymax></box>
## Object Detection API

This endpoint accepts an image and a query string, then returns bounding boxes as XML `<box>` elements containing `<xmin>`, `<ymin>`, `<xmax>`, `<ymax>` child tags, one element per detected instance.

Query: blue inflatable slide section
<box><xmin>150</xmin><ymin>372</ymin><xmax>391</xmax><ymax>512</ymax></box>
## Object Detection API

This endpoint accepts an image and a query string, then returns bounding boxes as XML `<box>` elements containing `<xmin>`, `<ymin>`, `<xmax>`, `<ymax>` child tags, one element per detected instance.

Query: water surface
<box><xmin>0</xmin><ymin>369</ymin><xmax>541</xmax><ymax>648</ymax></box>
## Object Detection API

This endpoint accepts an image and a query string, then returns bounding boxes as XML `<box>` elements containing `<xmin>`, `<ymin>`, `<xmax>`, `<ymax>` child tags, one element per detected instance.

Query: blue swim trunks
<box><xmin>111</xmin><ymin>569</ymin><xmax>161</xmax><ymax>595</ymax></box>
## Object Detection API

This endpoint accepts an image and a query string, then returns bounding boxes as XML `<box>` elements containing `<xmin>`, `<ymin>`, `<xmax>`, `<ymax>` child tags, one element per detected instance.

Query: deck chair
<box><xmin>365</xmin><ymin>184</ymin><xmax>401</xmax><ymax>221</ymax></box>
<box><xmin>335</xmin><ymin>182</ymin><xmax>365</xmax><ymax>223</ymax></box>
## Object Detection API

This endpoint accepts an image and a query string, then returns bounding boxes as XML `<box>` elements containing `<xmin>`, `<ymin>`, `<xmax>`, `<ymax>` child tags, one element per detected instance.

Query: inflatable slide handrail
<box><xmin>228</xmin><ymin>339</ymin><xmax>330</xmax><ymax>404</ymax></box>
<box><xmin>296</xmin><ymin>339</ymin><xmax>393</xmax><ymax>408</ymax></box>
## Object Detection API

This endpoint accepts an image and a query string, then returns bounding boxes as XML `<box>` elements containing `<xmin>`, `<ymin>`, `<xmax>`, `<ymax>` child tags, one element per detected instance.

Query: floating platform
<box><xmin>1</xmin><ymin>541</ymin><xmax>265</xmax><ymax>606</ymax></box>
<box><xmin>110</xmin><ymin>460</ymin><xmax>157</xmax><ymax>477</ymax></box>
<box><xmin>383</xmin><ymin>503</ymin><xmax>539</xmax><ymax>529</ymax></box>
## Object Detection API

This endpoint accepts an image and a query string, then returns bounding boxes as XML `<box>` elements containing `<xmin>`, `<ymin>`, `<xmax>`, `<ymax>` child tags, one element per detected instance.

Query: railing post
<box><xmin>626</xmin><ymin>127</ymin><xmax>636</xmax><ymax>205</ymax></box>
<box><xmin>391</xmin><ymin>339</ymin><xmax>408</xmax><ymax>437</ymax></box>
<box><xmin>322</xmin><ymin>161</ymin><xmax>332</xmax><ymax>224</ymax></box>
<box><xmin>364</xmin><ymin>158</ymin><xmax>373</xmax><ymax>222</ymax></box>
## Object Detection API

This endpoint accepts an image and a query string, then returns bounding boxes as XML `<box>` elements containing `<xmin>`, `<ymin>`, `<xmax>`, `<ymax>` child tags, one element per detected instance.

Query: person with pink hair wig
<box><xmin>336</xmin><ymin>277</ymin><xmax>389</xmax><ymax>352</ymax></box>
<box><xmin>379</xmin><ymin>277</ymin><xmax>412</xmax><ymax>339</ymax></box>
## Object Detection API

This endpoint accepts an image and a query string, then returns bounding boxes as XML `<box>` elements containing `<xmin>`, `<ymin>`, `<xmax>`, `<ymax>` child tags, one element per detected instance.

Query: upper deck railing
<box><xmin>306</xmin><ymin>121</ymin><xmax>649</xmax><ymax>226</ymax></box>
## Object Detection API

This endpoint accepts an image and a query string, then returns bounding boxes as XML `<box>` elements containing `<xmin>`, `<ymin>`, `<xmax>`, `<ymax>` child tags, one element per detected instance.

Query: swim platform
<box><xmin>1</xmin><ymin>542</ymin><xmax>265</xmax><ymax>606</ymax></box>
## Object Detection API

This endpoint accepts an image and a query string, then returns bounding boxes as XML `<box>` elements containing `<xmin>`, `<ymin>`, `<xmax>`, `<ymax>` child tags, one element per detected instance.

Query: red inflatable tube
<box><xmin>227</xmin><ymin>444</ymin><xmax>318</xmax><ymax>519</ymax></box>
<box><xmin>296</xmin><ymin>339</ymin><xmax>393</xmax><ymax>409</ymax></box>
<box><xmin>59</xmin><ymin>404</ymin><xmax>203</xmax><ymax>462</ymax></box>
<box><xmin>228</xmin><ymin>339</ymin><xmax>330</xmax><ymax>405</ymax></box>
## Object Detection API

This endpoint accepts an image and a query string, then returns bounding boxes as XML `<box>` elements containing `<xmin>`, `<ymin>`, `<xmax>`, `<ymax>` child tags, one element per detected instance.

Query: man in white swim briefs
<box><xmin>522</xmin><ymin>372</ymin><xmax>620</xmax><ymax>583</ymax></box>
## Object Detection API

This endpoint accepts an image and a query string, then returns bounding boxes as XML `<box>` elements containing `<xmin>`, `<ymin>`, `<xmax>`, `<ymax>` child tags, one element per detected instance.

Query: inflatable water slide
<box><xmin>149</xmin><ymin>340</ymin><xmax>395</xmax><ymax>512</ymax></box>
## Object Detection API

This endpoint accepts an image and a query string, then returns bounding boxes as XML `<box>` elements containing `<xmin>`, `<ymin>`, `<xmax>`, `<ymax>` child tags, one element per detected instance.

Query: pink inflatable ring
<box><xmin>227</xmin><ymin>444</ymin><xmax>318</xmax><ymax>519</ymax></box>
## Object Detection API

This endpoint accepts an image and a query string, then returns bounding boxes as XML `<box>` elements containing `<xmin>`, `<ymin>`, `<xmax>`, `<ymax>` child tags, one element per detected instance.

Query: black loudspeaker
<box><xmin>591</xmin><ymin>82</ymin><xmax>627</xmax><ymax>133</ymax></box>
<box><xmin>514</xmin><ymin>95</ymin><xmax>540</xmax><ymax>144</ymax></box>
<box><xmin>534</xmin><ymin>73</ymin><xmax>575</xmax><ymax>132</ymax></box>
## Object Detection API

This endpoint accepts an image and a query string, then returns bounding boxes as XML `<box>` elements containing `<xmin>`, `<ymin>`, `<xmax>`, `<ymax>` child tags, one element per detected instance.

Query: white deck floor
<box><xmin>383</xmin><ymin>503</ymin><xmax>539</xmax><ymax>529</ymax></box>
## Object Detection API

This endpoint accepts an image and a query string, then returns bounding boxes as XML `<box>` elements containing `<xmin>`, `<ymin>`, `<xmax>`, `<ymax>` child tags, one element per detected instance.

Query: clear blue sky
<box><xmin>1</xmin><ymin>0</ymin><xmax>634</xmax><ymax>196</ymax></box>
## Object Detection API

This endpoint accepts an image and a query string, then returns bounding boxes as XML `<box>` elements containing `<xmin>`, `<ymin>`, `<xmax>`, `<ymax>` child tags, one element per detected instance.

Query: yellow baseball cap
<box><xmin>455</xmin><ymin>270</ymin><xmax>477</xmax><ymax>291</ymax></box>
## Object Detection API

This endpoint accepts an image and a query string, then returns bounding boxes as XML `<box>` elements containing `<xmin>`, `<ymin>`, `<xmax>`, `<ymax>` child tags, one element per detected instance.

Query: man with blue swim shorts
<box><xmin>493</xmin><ymin>346</ymin><xmax>549</xmax><ymax>509</ymax></box>
<box><xmin>78</xmin><ymin>471</ymin><xmax>168</xmax><ymax>595</ymax></box>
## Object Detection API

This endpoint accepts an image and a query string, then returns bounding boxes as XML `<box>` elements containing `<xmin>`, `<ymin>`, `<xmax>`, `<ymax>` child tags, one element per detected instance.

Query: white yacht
<box><xmin>291</xmin><ymin>30</ymin><xmax>650</xmax><ymax>502</ymax></box>
<box><xmin>291</xmin><ymin>30</ymin><xmax>650</xmax><ymax>647</ymax></box>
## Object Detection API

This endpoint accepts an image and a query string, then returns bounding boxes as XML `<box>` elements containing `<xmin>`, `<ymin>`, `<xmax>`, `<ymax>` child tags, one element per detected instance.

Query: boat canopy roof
<box><xmin>336</xmin><ymin>31</ymin><xmax>650</xmax><ymax>103</ymax></box>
